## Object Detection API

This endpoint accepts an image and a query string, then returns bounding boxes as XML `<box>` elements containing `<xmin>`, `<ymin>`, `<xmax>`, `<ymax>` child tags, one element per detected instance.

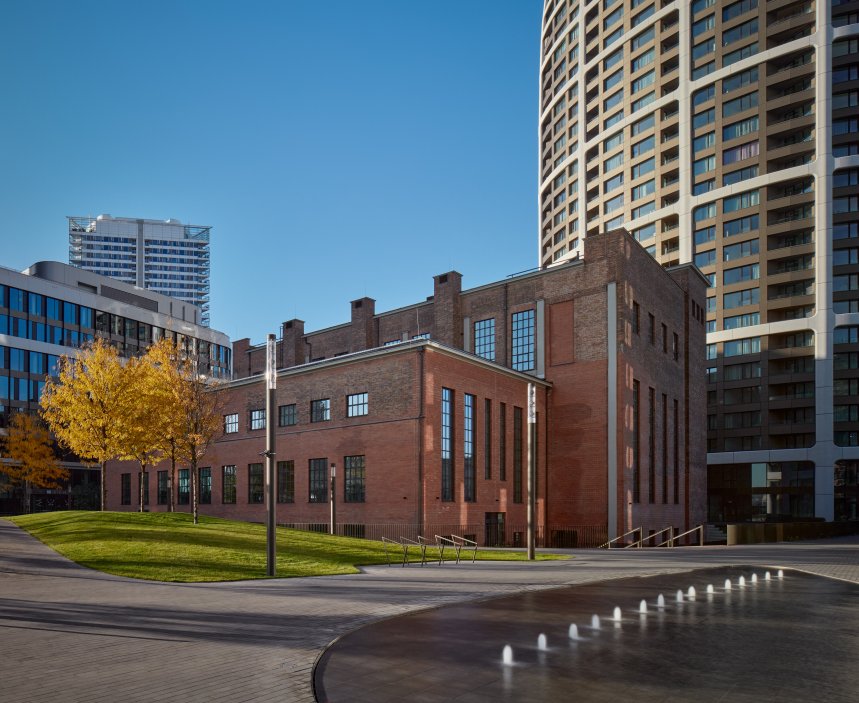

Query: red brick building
<box><xmin>107</xmin><ymin>230</ymin><xmax>707</xmax><ymax>546</ymax></box>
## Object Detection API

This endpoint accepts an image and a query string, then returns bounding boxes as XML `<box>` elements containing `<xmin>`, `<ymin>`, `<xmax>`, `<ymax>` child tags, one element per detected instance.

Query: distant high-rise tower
<box><xmin>68</xmin><ymin>214</ymin><xmax>211</xmax><ymax>326</ymax></box>
<box><xmin>538</xmin><ymin>1</ymin><xmax>859</xmax><ymax>522</ymax></box>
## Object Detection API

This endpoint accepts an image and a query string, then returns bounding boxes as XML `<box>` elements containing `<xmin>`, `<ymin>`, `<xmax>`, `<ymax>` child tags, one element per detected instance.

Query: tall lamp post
<box><xmin>330</xmin><ymin>462</ymin><xmax>337</xmax><ymax>536</ymax></box>
<box><xmin>265</xmin><ymin>334</ymin><xmax>277</xmax><ymax>577</ymax></box>
<box><xmin>526</xmin><ymin>383</ymin><xmax>536</xmax><ymax>561</ymax></box>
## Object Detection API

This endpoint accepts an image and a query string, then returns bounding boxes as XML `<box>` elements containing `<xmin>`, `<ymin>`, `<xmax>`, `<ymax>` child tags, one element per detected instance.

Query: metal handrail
<box><xmin>450</xmin><ymin>534</ymin><xmax>478</xmax><ymax>564</ymax></box>
<box><xmin>435</xmin><ymin>534</ymin><xmax>456</xmax><ymax>564</ymax></box>
<box><xmin>628</xmin><ymin>526</ymin><xmax>674</xmax><ymax>549</ymax></box>
<box><xmin>600</xmin><ymin>526</ymin><xmax>642</xmax><ymax>549</ymax></box>
<box><xmin>381</xmin><ymin>537</ymin><xmax>406</xmax><ymax>567</ymax></box>
<box><xmin>670</xmin><ymin>524</ymin><xmax>705</xmax><ymax>547</ymax></box>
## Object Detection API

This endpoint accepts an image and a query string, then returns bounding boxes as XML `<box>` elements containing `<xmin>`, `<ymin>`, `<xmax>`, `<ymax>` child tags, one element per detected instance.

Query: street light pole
<box><xmin>265</xmin><ymin>334</ymin><xmax>277</xmax><ymax>577</ymax></box>
<box><xmin>526</xmin><ymin>383</ymin><xmax>536</xmax><ymax>561</ymax></box>
<box><xmin>329</xmin><ymin>463</ymin><xmax>337</xmax><ymax>536</ymax></box>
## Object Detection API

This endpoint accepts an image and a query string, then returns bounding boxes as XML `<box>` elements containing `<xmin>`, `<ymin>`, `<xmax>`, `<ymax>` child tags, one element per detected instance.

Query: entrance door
<box><xmin>484</xmin><ymin>512</ymin><xmax>505</xmax><ymax>547</ymax></box>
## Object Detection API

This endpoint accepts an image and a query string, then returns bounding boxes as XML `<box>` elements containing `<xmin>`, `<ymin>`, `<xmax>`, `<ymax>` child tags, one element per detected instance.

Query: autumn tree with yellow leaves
<box><xmin>0</xmin><ymin>412</ymin><xmax>68</xmax><ymax>513</ymax></box>
<box><xmin>146</xmin><ymin>338</ymin><xmax>222</xmax><ymax>524</ymax></box>
<box><xmin>41</xmin><ymin>338</ymin><xmax>132</xmax><ymax>511</ymax></box>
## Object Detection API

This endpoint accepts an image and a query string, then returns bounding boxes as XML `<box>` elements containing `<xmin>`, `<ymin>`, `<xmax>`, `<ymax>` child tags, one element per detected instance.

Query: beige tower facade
<box><xmin>539</xmin><ymin>0</ymin><xmax>859</xmax><ymax>522</ymax></box>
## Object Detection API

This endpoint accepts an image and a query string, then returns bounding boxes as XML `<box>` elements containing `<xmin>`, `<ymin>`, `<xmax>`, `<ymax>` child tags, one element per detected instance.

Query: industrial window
<box><xmin>347</xmin><ymin>392</ymin><xmax>368</xmax><ymax>417</ymax></box>
<box><xmin>484</xmin><ymin>399</ymin><xmax>492</xmax><ymax>480</ymax></box>
<box><xmin>178</xmin><ymin>468</ymin><xmax>190</xmax><ymax>505</ymax></box>
<box><xmin>157</xmin><ymin>470</ymin><xmax>169</xmax><ymax>505</ymax></box>
<box><xmin>224</xmin><ymin>413</ymin><xmax>238</xmax><ymax>433</ymax></box>
<box><xmin>278</xmin><ymin>404</ymin><xmax>297</xmax><ymax>426</ymax></box>
<box><xmin>499</xmin><ymin>402</ymin><xmax>507</xmax><ymax>481</ymax></box>
<box><xmin>222</xmin><ymin>465</ymin><xmax>236</xmax><ymax>504</ymax></box>
<box><xmin>311</xmin><ymin>398</ymin><xmax>331</xmax><ymax>423</ymax></box>
<box><xmin>464</xmin><ymin>394</ymin><xmax>476</xmax><ymax>503</ymax></box>
<box><xmin>513</xmin><ymin>406</ymin><xmax>523</xmax><ymax>504</ymax></box>
<box><xmin>511</xmin><ymin>310</ymin><xmax>536</xmax><ymax>371</ymax></box>
<box><xmin>344</xmin><ymin>455</ymin><xmax>366</xmax><ymax>503</ymax></box>
<box><xmin>121</xmin><ymin>473</ymin><xmax>131</xmax><ymax>505</ymax></box>
<box><xmin>474</xmin><ymin>318</ymin><xmax>496</xmax><ymax>361</ymax></box>
<box><xmin>442</xmin><ymin>388</ymin><xmax>454</xmax><ymax>501</ymax></box>
<box><xmin>309</xmin><ymin>458</ymin><xmax>328</xmax><ymax>503</ymax></box>
<box><xmin>249</xmin><ymin>409</ymin><xmax>266</xmax><ymax>431</ymax></box>
<box><xmin>199</xmin><ymin>468</ymin><xmax>211</xmax><ymax>504</ymax></box>
<box><xmin>248</xmin><ymin>463</ymin><xmax>264</xmax><ymax>504</ymax></box>
<box><xmin>277</xmin><ymin>461</ymin><xmax>294</xmax><ymax>503</ymax></box>
<box><xmin>632</xmin><ymin>381</ymin><xmax>641</xmax><ymax>503</ymax></box>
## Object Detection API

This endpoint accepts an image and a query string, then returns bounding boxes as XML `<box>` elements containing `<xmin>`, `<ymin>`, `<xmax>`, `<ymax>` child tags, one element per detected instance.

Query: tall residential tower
<box><xmin>68</xmin><ymin>214</ymin><xmax>211</xmax><ymax>326</ymax></box>
<box><xmin>539</xmin><ymin>0</ymin><xmax>859</xmax><ymax>522</ymax></box>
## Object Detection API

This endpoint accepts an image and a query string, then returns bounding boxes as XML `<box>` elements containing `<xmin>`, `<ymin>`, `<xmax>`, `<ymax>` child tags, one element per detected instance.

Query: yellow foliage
<box><xmin>40</xmin><ymin>338</ymin><xmax>133</xmax><ymax>510</ymax></box>
<box><xmin>0</xmin><ymin>412</ymin><xmax>68</xmax><ymax>489</ymax></box>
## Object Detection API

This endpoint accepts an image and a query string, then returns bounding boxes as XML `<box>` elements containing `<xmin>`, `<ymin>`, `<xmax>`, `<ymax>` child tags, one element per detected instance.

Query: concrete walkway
<box><xmin>1</xmin><ymin>520</ymin><xmax>857</xmax><ymax>702</ymax></box>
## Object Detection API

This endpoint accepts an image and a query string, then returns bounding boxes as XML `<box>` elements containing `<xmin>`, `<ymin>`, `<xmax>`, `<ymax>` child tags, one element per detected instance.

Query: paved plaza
<box><xmin>0</xmin><ymin>520</ymin><xmax>857</xmax><ymax>702</ymax></box>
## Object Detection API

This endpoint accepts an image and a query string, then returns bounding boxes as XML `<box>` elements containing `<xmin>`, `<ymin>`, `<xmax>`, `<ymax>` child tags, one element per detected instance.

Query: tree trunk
<box><xmin>169</xmin><ymin>455</ymin><xmax>176</xmax><ymax>513</ymax></box>
<box><xmin>192</xmin><ymin>458</ymin><xmax>199</xmax><ymax>525</ymax></box>
<box><xmin>24</xmin><ymin>480</ymin><xmax>31</xmax><ymax>514</ymax></box>
<box><xmin>138</xmin><ymin>463</ymin><xmax>145</xmax><ymax>512</ymax></box>
<box><xmin>100</xmin><ymin>461</ymin><xmax>107</xmax><ymax>511</ymax></box>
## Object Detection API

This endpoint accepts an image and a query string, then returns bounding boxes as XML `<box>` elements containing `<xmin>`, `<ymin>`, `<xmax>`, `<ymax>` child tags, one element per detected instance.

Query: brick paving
<box><xmin>0</xmin><ymin>520</ymin><xmax>856</xmax><ymax>702</ymax></box>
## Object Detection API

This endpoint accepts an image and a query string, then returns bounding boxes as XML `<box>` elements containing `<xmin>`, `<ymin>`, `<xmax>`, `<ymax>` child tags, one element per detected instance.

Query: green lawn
<box><xmin>8</xmin><ymin>511</ymin><xmax>564</xmax><ymax>582</ymax></box>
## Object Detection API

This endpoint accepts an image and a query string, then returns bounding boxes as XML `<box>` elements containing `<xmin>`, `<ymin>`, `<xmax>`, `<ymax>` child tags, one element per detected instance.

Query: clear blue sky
<box><xmin>1</xmin><ymin>0</ymin><xmax>543</xmax><ymax>345</ymax></box>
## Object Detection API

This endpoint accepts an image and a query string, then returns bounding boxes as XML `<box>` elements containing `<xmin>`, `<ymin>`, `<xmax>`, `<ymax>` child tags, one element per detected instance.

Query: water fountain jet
<box><xmin>502</xmin><ymin>645</ymin><xmax>514</xmax><ymax>666</ymax></box>
<box><xmin>568</xmin><ymin>624</ymin><xmax>579</xmax><ymax>640</ymax></box>
<box><xmin>613</xmin><ymin>606</ymin><xmax>622</xmax><ymax>622</ymax></box>
<box><xmin>657</xmin><ymin>594</ymin><xmax>665</xmax><ymax>609</ymax></box>
<box><xmin>724</xmin><ymin>579</ymin><xmax>732</xmax><ymax>591</ymax></box>
<box><xmin>676</xmin><ymin>589</ymin><xmax>684</xmax><ymax>603</ymax></box>
<box><xmin>591</xmin><ymin>614</ymin><xmax>601</xmax><ymax>630</ymax></box>
<box><xmin>537</xmin><ymin>634</ymin><xmax>548</xmax><ymax>651</ymax></box>
<box><xmin>639</xmin><ymin>600</ymin><xmax>647</xmax><ymax>614</ymax></box>
<box><xmin>687</xmin><ymin>586</ymin><xmax>696</xmax><ymax>599</ymax></box>
<box><xmin>707</xmin><ymin>584</ymin><xmax>715</xmax><ymax>594</ymax></box>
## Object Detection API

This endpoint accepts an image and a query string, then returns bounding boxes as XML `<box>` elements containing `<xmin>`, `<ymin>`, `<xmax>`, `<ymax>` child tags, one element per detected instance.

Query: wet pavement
<box><xmin>314</xmin><ymin>567</ymin><xmax>859</xmax><ymax>703</ymax></box>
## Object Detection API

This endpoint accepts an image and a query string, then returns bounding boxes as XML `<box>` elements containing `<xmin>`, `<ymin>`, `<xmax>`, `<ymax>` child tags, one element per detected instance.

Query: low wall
<box><xmin>726</xmin><ymin>521</ymin><xmax>859</xmax><ymax>545</ymax></box>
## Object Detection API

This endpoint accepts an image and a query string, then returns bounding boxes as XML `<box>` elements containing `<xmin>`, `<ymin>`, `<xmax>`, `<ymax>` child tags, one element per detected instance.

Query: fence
<box><xmin>279</xmin><ymin>522</ymin><xmax>608</xmax><ymax>549</ymax></box>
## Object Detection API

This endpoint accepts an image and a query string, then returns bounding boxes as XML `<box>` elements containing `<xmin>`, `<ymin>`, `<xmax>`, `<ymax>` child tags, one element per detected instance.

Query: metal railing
<box><xmin>600</xmin><ymin>526</ymin><xmax>643</xmax><ymax>549</ymax></box>
<box><xmin>669</xmin><ymin>524</ymin><xmax>705</xmax><ymax>547</ymax></box>
<box><xmin>628</xmin><ymin>526</ymin><xmax>674</xmax><ymax>549</ymax></box>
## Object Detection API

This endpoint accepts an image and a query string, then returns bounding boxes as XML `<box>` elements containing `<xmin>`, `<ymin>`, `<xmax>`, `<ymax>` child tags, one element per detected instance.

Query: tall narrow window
<box><xmin>121</xmin><ymin>473</ymin><xmax>131</xmax><ymax>505</ymax></box>
<box><xmin>474</xmin><ymin>319</ymin><xmax>496</xmax><ymax>360</ymax></box>
<box><xmin>464</xmin><ymin>394</ymin><xmax>476</xmax><ymax>502</ymax></box>
<box><xmin>441</xmin><ymin>388</ymin><xmax>454</xmax><ymax>501</ymax></box>
<box><xmin>248</xmin><ymin>463</ymin><xmax>264</xmax><ymax>504</ymax></box>
<box><xmin>648</xmin><ymin>314</ymin><xmax>655</xmax><ymax>345</ymax></box>
<box><xmin>513</xmin><ymin>406</ymin><xmax>523</xmax><ymax>503</ymax></box>
<box><xmin>512</xmin><ymin>310</ymin><xmax>536</xmax><ymax>371</ymax></box>
<box><xmin>178</xmin><ymin>469</ymin><xmax>190</xmax><ymax>505</ymax></box>
<box><xmin>648</xmin><ymin>387</ymin><xmax>656</xmax><ymax>503</ymax></box>
<box><xmin>633</xmin><ymin>380</ymin><xmax>640</xmax><ymax>503</ymax></box>
<box><xmin>138</xmin><ymin>472</ymin><xmax>149</xmax><ymax>506</ymax></box>
<box><xmin>484</xmin><ymin>399</ymin><xmax>492</xmax><ymax>480</ymax></box>
<box><xmin>222</xmin><ymin>465</ymin><xmax>236</xmax><ymax>504</ymax></box>
<box><xmin>673</xmin><ymin>399</ymin><xmax>680</xmax><ymax>504</ymax></box>
<box><xmin>277</xmin><ymin>461</ymin><xmax>295</xmax><ymax>503</ymax></box>
<box><xmin>157</xmin><ymin>470</ymin><xmax>169</xmax><ymax>505</ymax></box>
<box><xmin>499</xmin><ymin>402</ymin><xmax>507</xmax><ymax>481</ymax></box>
<box><xmin>309</xmin><ymin>458</ymin><xmax>328</xmax><ymax>503</ymax></box>
<box><xmin>344</xmin><ymin>455</ymin><xmax>366</xmax><ymax>503</ymax></box>
<box><xmin>662</xmin><ymin>394</ymin><xmax>668</xmax><ymax>504</ymax></box>
<box><xmin>199</xmin><ymin>467</ymin><xmax>212</xmax><ymax>505</ymax></box>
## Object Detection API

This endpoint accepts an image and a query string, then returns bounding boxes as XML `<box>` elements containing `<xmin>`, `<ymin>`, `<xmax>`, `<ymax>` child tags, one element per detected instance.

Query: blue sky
<box><xmin>1</xmin><ymin>1</ymin><xmax>543</xmax><ymax>345</ymax></box>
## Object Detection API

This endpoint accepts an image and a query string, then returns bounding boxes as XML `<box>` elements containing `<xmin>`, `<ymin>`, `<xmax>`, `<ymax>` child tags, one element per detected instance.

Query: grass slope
<box><xmin>9</xmin><ymin>511</ymin><xmax>564</xmax><ymax>582</ymax></box>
